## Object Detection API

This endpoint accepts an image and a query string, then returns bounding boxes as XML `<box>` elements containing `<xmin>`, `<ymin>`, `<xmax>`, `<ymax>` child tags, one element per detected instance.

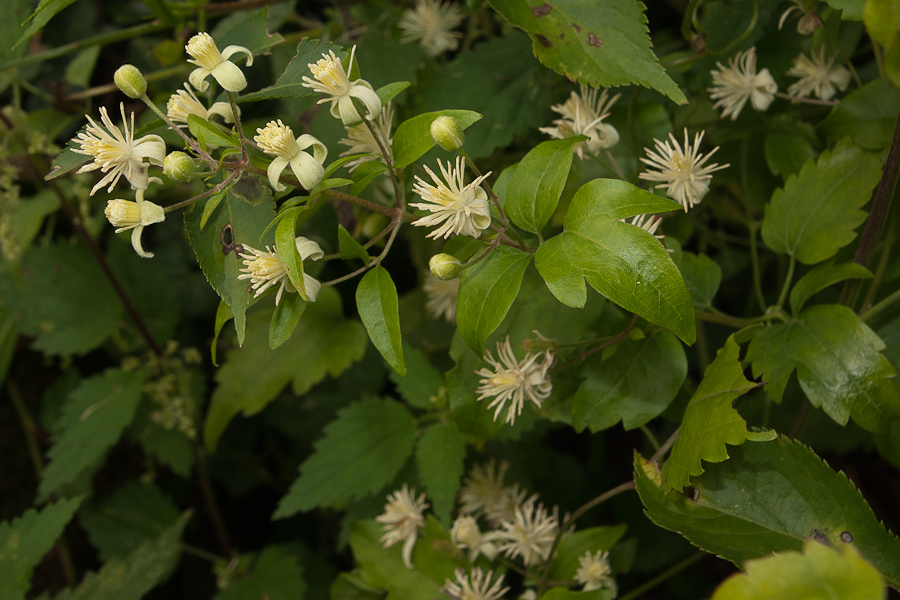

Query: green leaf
<box><xmin>661</xmin><ymin>335</ymin><xmax>774</xmax><ymax>492</ymax></box>
<box><xmin>45</xmin><ymin>144</ymin><xmax>88</xmax><ymax>180</ymax></box>
<box><xmin>0</xmin><ymin>498</ymin><xmax>81</xmax><ymax>600</ymax></box>
<box><xmin>54</xmin><ymin>514</ymin><xmax>189</xmax><ymax>600</ymax></box>
<box><xmin>764</xmin><ymin>125</ymin><xmax>817</xmax><ymax>179</ymax></box>
<box><xmin>415</xmin><ymin>423</ymin><xmax>467</xmax><ymax>527</ymax></box>
<box><xmin>274</xmin><ymin>398</ymin><xmax>417</xmax><ymax>518</ymax></box>
<box><xmin>746</xmin><ymin>304</ymin><xmax>900</xmax><ymax>432</ymax></box>
<box><xmin>821</xmin><ymin>78</ymin><xmax>900</xmax><ymax>150</ymax></box>
<box><xmin>457</xmin><ymin>246</ymin><xmax>532</xmax><ymax>355</ymax></box>
<box><xmin>269</xmin><ymin>293</ymin><xmax>307</xmax><ymax>350</ymax></box>
<box><xmin>390</xmin><ymin>344</ymin><xmax>443</xmax><ymax>410</ymax></box>
<box><xmin>0</xmin><ymin>306</ymin><xmax>16</xmax><ymax>385</ymax></box>
<box><xmin>825</xmin><ymin>0</ymin><xmax>866</xmax><ymax>20</ymax></box>
<box><xmin>635</xmin><ymin>437</ymin><xmax>900</xmax><ymax>589</ymax></box>
<box><xmin>184</xmin><ymin>181</ymin><xmax>275</xmax><ymax>346</ymax></box>
<box><xmin>213</xmin><ymin>546</ymin><xmax>306</xmax><ymax>600</ymax></box>
<box><xmin>572</xmin><ymin>331</ymin><xmax>687</xmax><ymax>432</ymax></box>
<box><xmin>212</xmin><ymin>6</ymin><xmax>284</xmax><ymax>57</ymax></box>
<box><xmin>13</xmin><ymin>0</ymin><xmax>77</xmax><ymax>49</ymax></box>
<box><xmin>547</xmin><ymin>525</ymin><xmax>627</xmax><ymax>582</ymax></box>
<box><xmin>789</xmin><ymin>261</ymin><xmax>873</xmax><ymax>315</ymax></box>
<box><xmin>535</xmin><ymin>179</ymin><xmax>695</xmax><ymax>344</ymax></box>
<box><xmin>679</xmin><ymin>252</ymin><xmax>722</xmax><ymax>310</ymax></box>
<box><xmin>350</xmin><ymin>161</ymin><xmax>389</xmax><ymax>196</ymax></box>
<box><xmin>864</xmin><ymin>0</ymin><xmax>900</xmax><ymax>46</ymax></box>
<box><xmin>200</xmin><ymin>190</ymin><xmax>228</xmax><ymax>230</ymax></box>
<box><xmin>79</xmin><ymin>482</ymin><xmax>181</xmax><ymax>562</ymax></box>
<box><xmin>487</xmin><ymin>0</ymin><xmax>686</xmax><ymax>104</ymax></box>
<box><xmin>39</xmin><ymin>368</ymin><xmax>144</xmax><ymax>501</ymax></box>
<box><xmin>0</xmin><ymin>190</ymin><xmax>59</xmax><ymax>260</ymax></box>
<box><xmin>761</xmin><ymin>139</ymin><xmax>883</xmax><ymax>265</ymax></box>
<box><xmin>357</xmin><ymin>267</ymin><xmax>406</xmax><ymax>376</ymax></box>
<box><xmin>712</xmin><ymin>541</ymin><xmax>885</xmax><ymax>600</ymax></box>
<box><xmin>540</xmin><ymin>588</ymin><xmax>615</xmax><ymax>600</ymax></box>
<box><xmin>375</xmin><ymin>81</ymin><xmax>410</xmax><ymax>105</ymax></box>
<box><xmin>505</xmin><ymin>137</ymin><xmax>579</xmax><ymax>232</ymax></box>
<box><xmin>188</xmin><ymin>115</ymin><xmax>239</xmax><ymax>151</ymax></box>
<box><xmin>392</xmin><ymin>110</ymin><xmax>483</xmax><ymax>169</ymax></box>
<box><xmin>204</xmin><ymin>289</ymin><xmax>367</xmax><ymax>452</ymax></box>
<box><xmin>338</xmin><ymin>225</ymin><xmax>371</xmax><ymax>264</ymax></box>
<box><xmin>211</xmin><ymin>300</ymin><xmax>233</xmax><ymax>367</ymax></box>
<box><xmin>275</xmin><ymin>207</ymin><xmax>308</xmax><ymax>300</ymax></box>
<box><xmin>64</xmin><ymin>46</ymin><xmax>100</xmax><ymax>88</ymax></box>
<box><xmin>239</xmin><ymin>39</ymin><xmax>346</xmax><ymax>103</ymax></box>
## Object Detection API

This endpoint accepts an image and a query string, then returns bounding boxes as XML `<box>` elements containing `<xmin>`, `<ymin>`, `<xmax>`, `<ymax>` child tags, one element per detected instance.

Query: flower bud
<box><xmin>163</xmin><ymin>151</ymin><xmax>197</xmax><ymax>182</ymax></box>
<box><xmin>430</xmin><ymin>116</ymin><xmax>464</xmax><ymax>151</ymax></box>
<box><xmin>114</xmin><ymin>64</ymin><xmax>147</xmax><ymax>99</ymax></box>
<box><xmin>429</xmin><ymin>253</ymin><xmax>462</xmax><ymax>280</ymax></box>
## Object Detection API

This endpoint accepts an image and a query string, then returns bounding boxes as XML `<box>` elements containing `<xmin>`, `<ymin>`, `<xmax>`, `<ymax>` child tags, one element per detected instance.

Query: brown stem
<box><xmin>165</xmin><ymin>170</ymin><xmax>242</xmax><ymax>213</ymax></box>
<box><xmin>651</xmin><ymin>428</ymin><xmax>679</xmax><ymax>463</ymax></box>
<box><xmin>191</xmin><ymin>443</ymin><xmax>233</xmax><ymax>558</ymax></box>
<box><xmin>552</xmin><ymin>314</ymin><xmax>639</xmax><ymax>372</ymax></box>
<box><xmin>226</xmin><ymin>91</ymin><xmax>248</xmax><ymax>162</ymax></box>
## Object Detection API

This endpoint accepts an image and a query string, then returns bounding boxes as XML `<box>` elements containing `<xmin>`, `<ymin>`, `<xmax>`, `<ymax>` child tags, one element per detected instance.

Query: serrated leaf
<box><xmin>357</xmin><ymin>267</ymin><xmax>406</xmax><ymax>376</ymax></box>
<box><xmin>415</xmin><ymin>423</ymin><xmax>467</xmax><ymax>527</ymax></box>
<box><xmin>204</xmin><ymin>288</ymin><xmax>367</xmax><ymax>452</ymax></box>
<box><xmin>392</xmin><ymin>110</ymin><xmax>483</xmax><ymax>169</ymax></box>
<box><xmin>457</xmin><ymin>246</ymin><xmax>532</xmax><ymax>356</ymax></box>
<box><xmin>390</xmin><ymin>344</ymin><xmax>443</xmax><ymax>410</ymax></box>
<box><xmin>789</xmin><ymin>261</ymin><xmax>873</xmax><ymax>315</ymax></box>
<box><xmin>79</xmin><ymin>482</ymin><xmax>180</xmax><ymax>562</ymax></box>
<box><xmin>661</xmin><ymin>336</ymin><xmax>774</xmax><ymax>492</ymax></box>
<box><xmin>239</xmin><ymin>39</ymin><xmax>346</xmax><ymax>103</ymax></box>
<box><xmin>505</xmin><ymin>137</ymin><xmax>579</xmax><ymax>232</ymax></box>
<box><xmin>274</xmin><ymin>398</ymin><xmax>417</xmax><ymax>518</ymax></box>
<box><xmin>269</xmin><ymin>293</ymin><xmax>307</xmax><ymax>350</ymax></box>
<box><xmin>547</xmin><ymin>525</ymin><xmax>627</xmax><ymax>582</ymax></box>
<box><xmin>821</xmin><ymin>78</ymin><xmax>900</xmax><ymax>150</ymax></box>
<box><xmin>679</xmin><ymin>252</ymin><xmax>722</xmax><ymax>310</ymax></box>
<box><xmin>535</xmin><ymin>179</ymin><xmax>695</xmax><ymax>344</ymax></box>
<box><xmin>0</xmin><ymin>498</ymin><xmax>81</xmax><ymax>600</ymax></box>
<box><xmin>635</xmin><ymin>437</ymin><xmax>900</xmax><ymax>589</ymax></box>
<box><xmin>746</xmin><ymin>304</ymin><xmax>900</xmax><ymax>432</ymax></box>
<box><xmin>761</xmin><ymin>139</ymin><xmax>883</xmax><ymax>265</ymax></box>
<box><xmin>338</xmin><ymin>225</ymin><xmax>371</xmax><ymax>264</ymax></box>
<box><xmin>213</xmin><ymin>546</ymin><xmax>306</xmax><ymax>600</ymax></box>
<box><xmin>572</xmin><ymin>331</ymin><xmax>686</xmax><ymax>432</ymax></box>
<box><xmin>212</xmin><ymin>6</ymin><xmax>284</xmax><ymax>57</ymax></box>
<box><xmin>39</xmin><ymin>368</ymin><xmax>144</xmax><ymax>502</ymax></box>
<box><xmin>488</xmin><ymin>0</ymin><xmax>685</xmax><ymax>104</ymax></box>
<box><xmin>713</xmin><ymin>541</ymin><xmax>885</xmax><ymax>600</ymax></box>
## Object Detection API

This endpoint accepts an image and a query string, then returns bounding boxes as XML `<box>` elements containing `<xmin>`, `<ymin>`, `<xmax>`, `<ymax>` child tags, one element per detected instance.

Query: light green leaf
<box><xmin>212</xmin><ymin>6</ymin><xmax>284</xmax><ymax>57</ymax></box>
<box><xmin>864</xmin><ymin>0</ymin><xmax>900</xmax><ymax>46</ymax></box>
<box><xmin>535</xmin><ymin>179</ymin><xmax>695</xmax><ymax>344</ymax></box>
<box><xmin>350</xmin><ymin>161</ymin><xmax>389</xmax><ymax>196</ymax></box>
<box><xmin>0</xmin><ymin>498</ymin><xmax>81</xmax><ymax>600</ymax></box>
<box><xmin>661</xmin><ymin>335</ymin><xmax>774</xmax><ymax>492</ymax></box>
<box><xmin>825</xmin><ymin>0</ymin><xmax>866</xmax><ymax>20</ymax></box>
<box><xmin>679</xmin><ymin>252</ymin><xmax>722</xmax><ymax>309</ymax></box>
<box><xmin>746</xmin><ymin>304</ymin><xmax>900</xmax><ymax>432</ymax></box>
<box><xmin>64</xmin><ymin>46</ymin><xmax>100</xmax><ymax>88</ymax></box>
<box><xmin>204</xmin><ymin>289</ymin><xmax>367</xmax><ymax>452</ymax></box>
<box><xmin>188</xmin><ymin>115</ymin><xmax>239</xmax><ymax>151</ymax></box>
<box><xmin>375</xmin><ymin>81</ymin><xmax>410</xmax><ymax>105</ymax></box>
<box><xmin>200</xmin><ymin>191</ymin><xmax>228</xmax><ymax>230</ymax></box>
<box><xmin>239</xmin><ymin>39</ymin><xmax>346</xmax><ymax>103</ymax></box>
<box><xmin>338</xmin><ymin>225</ymin><xmax>371</xmax><ymax>264</ymax></box>
<box><xmin>487</xmin><ymin>0</ymin><xmax>685</xmax><ymax>104</ymax></box>
<box><xmin>392</xmin><ymin>110</ymin><xmax>483</xmax><ymax>169</ymax></box>
<box><xmin>761</xmin><ymin>139</ymin><xmax>883</xmax><ymax>265</ymax></box>
<box><xmin>457</xmin><ymin>246</ymin><xmax>532</xmax><ymax>356</ymax></box>
<box><xmin>390</xmin><ymin>344</ymin><xmax>443</xmax><ymax>410</ymax></box>
<box><xmin>274</xmin><ymin>398</ymin><xmax>417</xmax><ymax>518</ymax></box>
<box><xmin>713</xmin><ymin>541</ymin><xmax>885</xmax><ymax>600</ymax></box>
<box><xmin>635</xmin><ymin>437</ymin><xmax>900</xmax><ymax>589</ymax></box>
<box><xmin>821</xmin><ymin>78</ymin><xmax>900</xmax><ymax>150</ymax></box>
<box><xmin>269</xmin><ymin>293</ymin><xmax>307</xmax><ymax>350</ymax></box>
<box><xmin>275</xmin><ymin>207</ymin><xmax>308</xmax><ymax>300</ymax></box>
<box><xmin>39</xmin><ymin>368</ymin><xmax>144</xmax><ymax>501</ymax></box>
<box><xmin>357</xmin><ymin>267</ymin><xmax>406</xmax><ymax>376</ymax></box>
<box><xmin>415</xmin><ymin>423</ymin><xmax>467</xmax><ymax>527</ymax></box>
<box><xmin>505</xmin><ymin>137</ymin><xmax>579</xmax><ymax>232</ymax></box>
<box><xmin>349</xmin><ymin>521</ymin><xmax>444</xmax><ymax>599</ymax></box>
<box><xmin>572</xmin><ymin>331</ymin><xmax>687</xmax><ymax>432</ymax></box>
<box><xmin>13</xmin><ymin>0</ymin><xmax>77</xmax><ymax>49</ymax></box>
<box><xmin>789</xmin><ymin>261</ymin><xmax>873</xmax><ymax>315</ymax></box>
<box><xmin>0</xmin><ymin>190</ymin><xmax>59</xmax><ymax>261</ymax></box>
<box><xmin>547</xmin><ymin>525</ymin><xmax>627</xmax><ymax>582</ymax></box>
<box><xmin>213</xmin><ymin>546</ymin><xmax>306</xmax><ymax>600</ymax></box>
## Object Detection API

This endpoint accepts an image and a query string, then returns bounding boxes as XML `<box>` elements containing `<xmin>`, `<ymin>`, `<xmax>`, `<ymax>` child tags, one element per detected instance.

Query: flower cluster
<box><xmin>475</xmin><ymin>337</ymin><xmax>554</xmax><ymax>425</ymax></box>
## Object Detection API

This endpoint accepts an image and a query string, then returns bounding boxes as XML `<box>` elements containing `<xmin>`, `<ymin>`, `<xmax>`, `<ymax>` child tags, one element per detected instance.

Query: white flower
<box><xmin>539</xmin><ymin>85</ymin><xmax>621</xmax><ymax>159</ymax></box>
<box><xmin>786</xmin><ymin>47</ymin><xmax>851</xmax><ymax>101</ymax></box>
<box><xmin>778</xmin><ymin>0</ymin><xmax>821</xmax><ymax>35</ymax></box>
<box><xmin>254</xmin><ymin>120</ymin><xmax>327</xmax><ymax>191</ymax></box>
<box><xmin>494</xmin><ymin>496</ymin><xmax>559</xmax><ymax>567</ymax></box>
<box><xmin>443</xmin><ymin>568</ymin><xmax>509</xmax><ymax>600</ymax></box>
<box><xmin>708</xmin><ymin>48</ymin><xmax>778</xmax><ymax>120</ymax></box>
<box><xmin>166</xmin><ymin>83</ymin><xmax>238</xmax><ymax>125</ymax></box>
<box><xmin>411</xmin><ymin>157</ymin><xmax>492</xmax><ymax>240</ymax></box>
<box><xmin>424</xmin><ymin>272</ymin><xmax>459</xmax><ymax>321</ymax></box>
<box><xmin>519</xmin><ymin>591</ymin><xmax>537</xmax><ymax>600</ymax></box>
<box><xmin>338</xmin><ymin>102</ymin><xmax>394</xmax><ymax>172</ymax></box>
<box><xmin>399</xmin><ymin>0</ymin><xmax>465</xmax><ymax>57</ymax></box>
<box><xmin>185</xmin><ymin>31</ymin><xmax>253</xmax><ymax>93</ymax></box>
<box><xmin>451</xmin><ymin>515</ymin><xmax>499</xmax><ymax>561</ymax></box>
<box><xmin>638</xmin><ymin>129</ymin><xmax>729</xmax><ymax>212</ymax></box>
<box><xmin>475</xmin><ymin>336</ymin><xmax>553</xmax><ymax>425</ymax></box>
<box><xmin>73</xmin><ymin>103</ymin><xmax>166</xmax><ymax>195</ymax></box>
<box><xmin>301</xmin><ymin>46</ymin><xmax>381</xmax><ymax>125</ymax></box>
<box><xmin>237</xmin><ymin>236</ymin><xmax>324</xmax><ymax>304</ymax></box>
<box><xmin>375</xmin><ymin>485</ymin><xmax>428</xmax><ymax>569</ymax></box>
<box><xmin>458</xmin><ymin>459</ymin><xmax>509</xmax><ymax>517</ymax></box>
<box><xmin>485</xmin><ymin>484</ymin><xmax>529</xmax><ymax>525</ymax></box>
<box><xmin>575</xmin><ymin>550</ymin><xmax>616</xmax><ymax>593</ymax></box>
<box><xmin>104</xmin><ymin>185</ymin><xmax>165</xmax><ymax>258</ymax></box>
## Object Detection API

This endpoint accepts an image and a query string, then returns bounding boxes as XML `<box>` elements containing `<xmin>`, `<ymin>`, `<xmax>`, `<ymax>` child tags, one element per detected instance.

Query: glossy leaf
<box><xmin>746</xmin><ymin>304</ymin><xmax>900</xmax><ymax>432</ymax></box>
<box><xmin>375</xmin><ymin>81</ymin><xmax>410</xmax><ymax>105</ymax></box>
<box><xmin>821</xmin><ymin>78</ymin><xmax>900</xmax><ymax>150</ymax></box>
<box><xmin>416</xmin><ymin>423</ymin><xmax>467</xmax><ymax>527</ymax></box>
<box><xmin>268</xmin><ymin>292</ymin><xmax>306</xmax><ymax>350</ymax></box>
<box><xmin>661</xmin><ymin>335</ymin><xmax>774</xmax><ymax>493</ymax></box>
<box><xmin>239</xmin><ymin>39</ymin><xmax>347</xmax><ymax>102</ymax></box>
<box><xmin>457</xmin><ymin>246</ymin><xmax>532</xmax><ymax>355</ymax></box>
<box><xmin>487</xmin><ymin>0</ymin><xmax>686</xmax><ymax>104</ymax></box>
<box><xmin>357</xmin><ymin>267</ymin><xmax>406</xmax><ymax>376</ymax></box>
<box><xmin>392</xmin><ymin>109</ymin><xmax>482</xmax><ymax>168</ymax></box>
<box><xmin>789</xmin><ymin>261</ymin><xmax>873</xmax><ymax>315</ymax></box>
<box><xmin>505</xmin><ymin>137</ymin><xmax>579</xmax><ymax>232</ymax></box>
<box><xmin>535</xmin><ymin>179</ymin><xmax>695</xmax><ymax>344</ymax></box>
<box><xmin>761</xmin><ymin>138</ymin><xmax>883</xmax><ymax>265</ymax></box>
<box><xmin>45</xmin><ymin>143</ymin><xmax>88</xmax><ymax>180</ymax></box>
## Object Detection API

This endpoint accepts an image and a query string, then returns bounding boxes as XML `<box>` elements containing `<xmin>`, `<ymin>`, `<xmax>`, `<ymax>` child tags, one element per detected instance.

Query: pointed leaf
<box><xmin>338</xmin><ymin>225</ymin><xmax>371</xmax><ymax>264</ymax></box>
<box><xmin>269</xmin><ymin>293</ymin><xmax>307</xmax><ymax>350</ymax></box>
<box><xmin>790</xmin><ymin>261</ymin><xmax>873</xmax><ymax>315</ymax></box>
<box><xmin>390</xmin><ymin>344</ymin><xmax>443</xmax><ymax>410</ymax></box>
<box><xmin>375</xmin><ymin>81</ymin><xmax>411</xmax><ymax>105</ymax></box>
<box><xmin>212</xmin><ymin>6</ymin><xmax>284</xmax><ymax>57</ymax></box>
<box><xmin>187</xmin><ymin>115</ymin><xmax>239</xmax><ymax>151</ymax></box>
<box><xmin>357</xmin><ymin>267</ymin><xmax>406</xmax><ymax>376</ymax></box>
<box><xmin>415</xmin><ymin>423</ymin><xmax>467</xmax><ymax>527</ymax></box>
<box><xmin>505</xmin><ymin>137</ymin><xmax>579</xmax><ymax>232</ymax></box>
<box><xmin>393</xmin><ymin>110</ymin><xmax>483</xmax><ymax>168</ymax></box>
<box><xmin>275</xmin><ymin>207</ymin><xmax>308</xmax><ymax>300</ymax></box>
<box><xmin>821</xmin><ymin>78</ymin><xmax>900</xmax><ymax>150</ymax></box>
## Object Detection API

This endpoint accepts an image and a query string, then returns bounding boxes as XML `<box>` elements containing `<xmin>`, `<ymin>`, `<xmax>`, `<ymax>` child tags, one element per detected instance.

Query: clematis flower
<box><xmin>575</xmin><ymin>550</ymin><xmax>616</xmax><ymax>594</ymax></box>
<box><xmin>166</xmin><ymin>83</ymin><xmax>238</xmax><ymax>125</ymax></box>
<box><xmin>185</xmin><ymin>31</ymin><xmax>253</xmax><ymax>93</ymax></box>
<box><xmin>475</xmin><ymin>337</ymin><xmax>554</xmax><ymax>425</ymax></box>
<box><xmin>786</xmin><ymin>47</ymin><xmax>851</xmax><ymax>101</ymax></box>
<box><xmin>708</xmin><ymin>47</ymin><xmax>778</xmax><ymax>120</ymax></box>
<box><xmin>254</xmin><ymin>120</ymin><xmax>327</xmax><ymax>191</ymax></box>
<box><xmin>399</xmin><ymin>0</ymin><xmax>465</xmax><ymax>56</ymax></box>
<box><xmin>443</xmin><ymin>568</ymin><xmax>509</xmax><ymax>600</ymax></box>
<box><xmin>301</xmin><ymin>46</ymin><xmax>382</xmax><ymax>125</ymax></box>
<box><xmin>423</xmin><ymin>272</ymin><xmax>460</xmax><ymax>321</ymax></box>
<box><xmin>375</xmin><ymin>485</ymin><xmax>428</xmax><ymax>569</ymax></box>
<box><xmin>73</xmin><ymin>103</ymin><xmax>166</xmax><ymax>195</ymax></box>
<box><xmin>338</xmin><ymin>102</ymin><xmax>394</xmax><ymax>172</ymax></box>
<box><xmin>410</xmin><ymin>157</ymin><xmax>491</xmax><ymax>240</ymax></box>
<box><xmin>540</xmin><ymin>85</ymin><xmax>621</xmax><ymax>159</ymax></box>
<box><xmin>494</xmin><ymin>496</ymin><xmax>559</xmax><ymax>567</ymax></box>
<box><xmin>238</xmin><ymin>236</ymin><xmax>324</xmax><ymax>304</ymax></box>
<box><xmin>104</xmin><ymin>184</ymin><xmax>165</xmax><ymax>258</ymax></box>
<box><xmin>451</xmin><ymin>516</ymin><xmax>499</xmax><ymax>561</ymax></box>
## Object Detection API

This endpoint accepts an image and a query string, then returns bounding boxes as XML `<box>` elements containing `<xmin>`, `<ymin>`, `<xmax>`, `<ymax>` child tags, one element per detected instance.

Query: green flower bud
<box><xmin>429</xmin><ymin>253</ymin><xmax>462</xmax><ymax>280</ymax></box>
<box><xmin>430</xmin><ymin>116</ymin><xmax>464</xmax><ymax>151</ymax></box>
<box><xmin>163</xmin><ymin>151</ymin><xmax>197</xmax><ymax>182</ymax></box>
<box><xmin>114</xmin><ymin>64</ymin><xmax>147</xmax><ymax>99</ymax></box>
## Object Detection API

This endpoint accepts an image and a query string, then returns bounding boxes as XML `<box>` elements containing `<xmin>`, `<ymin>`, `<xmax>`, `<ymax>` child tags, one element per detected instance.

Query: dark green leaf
<box><xmin>349</xmin><ymin>521</ymin><xmax>444</xmax><ymax>599</ymax></box>
<box><xmin>390</xmin><ymin>344</ymin><xmax>443</xmax><ymax>410</ymax></box>
<box><xmin>540</xmin><ymin>589</ymin><xmax>614</xmax><ymax>600</ymax></box>
<box><xmin>200</xmin><ymin>190</ymin><xmax>228</xmax><ymax>230</ymax></box>
<box><xmin>790</xmin><ymin>261</ymin><xmax>873</xmax><ymax>315</ymax></box>
<box><xmin>338</xmin><ymin>225</ymin><xmax>371</xmax><ymax>264</ymax></box>
<box><xmin>0</xmin><ymin>190</ymin><xmax>59</xmax><ymax>260</ymax></box>
<box><xmin>679</xmin><ymin>252</ymin><xmax>722</xmax><ymax>309</ymax></box>
<box><xmin>825</xmin><ymin>0</ymin><xmax>866</xmax><ymax>19</ymax></box>
<box><xmin>212</xmin><ymin>6</ymin><xmax>284</xmax><ymax>57</ymax></box>
<box><xmin>415</xmin><ymin>423</ymin><xmax>467</xmax><ymax>527</ymax></box>
<box><xmin>64</xmin><ymin>46</ymin><xmax>100</xmax><ymax>88</ymax></box>
<box><xmin>239</xmin><ymin>39</ymin><xmax>347</xmax><ymax>103</ymax></box>
<box><xmin>821</xmin><ymin>78</ymin><xmax>900</xmax><ymax>150</ymax></box>
<box><xmin>211</xmin><ymin>300</ymin><xmax>233</xmax><ymax>367</ymax></box>
<box><xmin>213</xmin><ymin>546</ymin><xmax>306</xmax><ymax>600</ymax></box>
<box><xmin>764</xmin><ymin>127</ymin><xmax>817</xmax><ymax>179</ymax></box>
<box><xmin>0</xmin><ymin>306</ymin><xmax>16</xmax><ymax>385</ymax></box>
<box><xmin>45</xmin><ymin>145</ymin><xmax>88</xmax><ymax>180</ymax></box>
<box><xmin>13</xmin><ymin>0</ymin><xmax>77</xmax><ymax>49</ymax></box>
<box><xmin>269</xmin><ymin>293</ymin><xmax>307</xmax><ymax>350</ymax></box>
<box><xmin>392</xmin><ymin>110</ymin><xmax>483</xmax><ymax>169</ymax></box>
<box><xmin>505</xmin><ymin>137</ymin><xmax>579</xmax><ymax>232</ymax></box>
<box><xmin>274</xmin><ymin>398</ymin><xmax>417</xmax><ymax>517</ymax></box>
<box><xmin>350</xmin><ymin>161</ymin><xmax>389</xmax><ymax>196</ymax></box>
<box><xmin>357</xmin><ymin>267</ymin><xmax>406</xmax><ymax>376</ymax></box>
<box><xmin>547</xmin><ymin>525</ymin><xmax>627</xmax><ymax>582</ymax></box>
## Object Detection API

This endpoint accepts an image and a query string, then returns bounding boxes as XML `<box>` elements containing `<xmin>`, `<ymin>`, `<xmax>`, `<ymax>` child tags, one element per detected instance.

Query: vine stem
<box><xmin>226</xmin><ymin>91</ymin><xmax>248</xmax><ymax>163</ymax></box>
<box><xmin>617</xmin><ymin>551</ymin><xmax>706</xmax><ymax>600</ymax></box>
<box><xmin>164</xmin><ymin>170</ymin><xmax>241</xmax><ymax>213</ymax></box>
<box><xmin>775</xmin><ymin>255</ymin><xmax>795</xmax><ymax>312</ymax></box>
<box><xmin>552</xmin><ymin>314</ymin><xmax>639</xmax><ymax>373</ymax></box>
<box><xmin>651</xmin><ymin>428</ymin><xmax>679</xmax><ymax>463</ymax></box>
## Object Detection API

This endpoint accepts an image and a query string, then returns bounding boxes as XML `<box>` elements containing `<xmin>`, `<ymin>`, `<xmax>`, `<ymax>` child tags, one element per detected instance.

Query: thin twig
<box><xmin>191</xmin><ymin>443</ymin><xmax>233</xmax><ymax>558</ymax></box>
<box><xmin>552</xmin><ymin>314</ymin><xmax>639</xmax><ymax>372</ymax></box>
